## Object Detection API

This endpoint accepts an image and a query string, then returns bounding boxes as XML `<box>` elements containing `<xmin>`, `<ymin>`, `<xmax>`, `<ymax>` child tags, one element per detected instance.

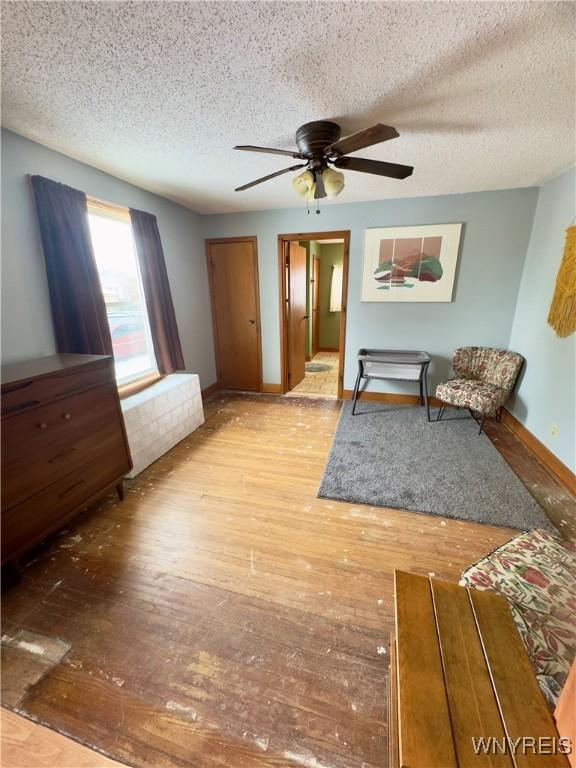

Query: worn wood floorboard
<box><xmin>484</xmin><ymin>419</ymin><xmax>576</xmax><ymax>539</ymax></box>
<box><xmin>1</xmin><ymin>708</ymin><xmax>127</xmax><ymax>767</ymax></box>
<box><xmin>2</xmin><ymin>393</ymin><xmax>573</xmax><ymax>768</ymax></box>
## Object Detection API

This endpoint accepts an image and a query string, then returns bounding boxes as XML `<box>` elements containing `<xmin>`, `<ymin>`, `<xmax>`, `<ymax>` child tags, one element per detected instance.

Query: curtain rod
<box><xmin>86</xmin><ymin>194</ymin><xmax>130</xmax><ymax>213</ymax></box>
<box><xmin>26</xmin><ymin>175</ymin><xmax>131</xmax><ymax>219</ymax></box>
<box><xmin>86</xmin><ymin>194</ymin><xmax>131</xmax><ymax>221</ymax></box>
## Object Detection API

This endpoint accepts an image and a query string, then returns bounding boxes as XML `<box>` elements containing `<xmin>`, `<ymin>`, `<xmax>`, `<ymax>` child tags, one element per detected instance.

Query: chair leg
<box><xmin>351</xmin><ymin>369</ymin><xmax>362</xmax><ymax>415</ymax></box>
<box><xmin>437</xmin><ymin>405</ymin><xmax>446</xmax><ymax>422</ymax></box>
<box><xmin>478</xmin><ymin>415</ymin><xmax>485</xmax><ymax>435</ymax></box>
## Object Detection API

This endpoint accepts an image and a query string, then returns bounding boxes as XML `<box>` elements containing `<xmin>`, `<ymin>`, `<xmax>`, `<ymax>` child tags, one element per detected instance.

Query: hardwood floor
<box><xmin>289</xmin><ymin>352</ymin><xmax>339</xmax><ymax>398</ymax></box>
<box><xmin>1</xmin><ymin>709</ymin><xmax>126</xmax><ymax>767</ymax></box>
<box><xmin>484</xmin><ymin>418</ymin><xmax>576</xmax><ymax>539</ymax></box>
<box><xmin>2</xmin><ymin>393</ymin><xmax>574</xmax><ymax>768</ymax></box>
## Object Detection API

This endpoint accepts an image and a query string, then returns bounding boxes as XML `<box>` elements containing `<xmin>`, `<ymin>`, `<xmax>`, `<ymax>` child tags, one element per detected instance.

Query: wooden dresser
<box><xmin>1</xmin><ymin>354</ymin><xmax>132</xmax><ymax>565</ymax></box>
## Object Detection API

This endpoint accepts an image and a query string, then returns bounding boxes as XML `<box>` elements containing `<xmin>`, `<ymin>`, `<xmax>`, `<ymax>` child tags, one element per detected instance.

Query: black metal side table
<box><xmin>352</xmin><ymin>349</ymin><xmax>432</xmax><ymax>420</ymax></box>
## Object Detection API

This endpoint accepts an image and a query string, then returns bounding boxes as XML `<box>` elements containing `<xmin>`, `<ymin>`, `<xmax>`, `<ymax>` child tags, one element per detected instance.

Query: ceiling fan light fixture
<box><xmin>292</xmin><ymin>167</ymin><xmax>344</xmax><ymax>201</ymax></box>
<box><xmin>292</xmin><ymin>169</ymin><xmax>315</xmax><ymax>200</ymax></box>
<box><xmin>322</xmin><ymin>167</ymin><xmax>344</xmax><ymax>198</ymax></box>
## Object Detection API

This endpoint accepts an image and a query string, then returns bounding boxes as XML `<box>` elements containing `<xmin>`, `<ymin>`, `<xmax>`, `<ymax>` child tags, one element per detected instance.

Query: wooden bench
<box><xmin>389</xmin><ymin>571</ymin><xmax>570</xmax><ymax>767</ymax></box>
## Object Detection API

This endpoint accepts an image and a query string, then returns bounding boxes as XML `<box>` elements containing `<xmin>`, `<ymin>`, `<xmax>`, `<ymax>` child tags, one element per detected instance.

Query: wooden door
<box><xmin>311</xmin><ymin>256</ymin><xmax>320</xmax><ymax>357</ymax></box>
<box><xmin>206</xmin><ymin>238</ymin><xmax>262</xmax><ymax>391</ymax></box>
<box><xmin>288</xmin><ymin>242</ymin><xmax>307</xmax><ymax>389</ymax></box>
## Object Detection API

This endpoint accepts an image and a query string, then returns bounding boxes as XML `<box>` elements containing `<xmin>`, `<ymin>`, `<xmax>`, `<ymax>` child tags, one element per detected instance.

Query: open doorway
<box><xmin>278</xmin><ymin>231</ymin><xmax>350</xmax><ymax>399</ymax></box>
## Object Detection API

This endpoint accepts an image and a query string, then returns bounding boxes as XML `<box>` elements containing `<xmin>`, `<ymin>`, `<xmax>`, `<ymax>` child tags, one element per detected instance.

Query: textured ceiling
<box><xmin>2</xmin><ymin>1</ymin><xmax>575</xmax><ymax>214</ymax></box>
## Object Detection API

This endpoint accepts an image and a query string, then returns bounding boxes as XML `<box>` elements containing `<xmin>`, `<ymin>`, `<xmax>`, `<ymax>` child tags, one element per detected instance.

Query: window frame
<box><xmin>86</xmin><ymin>196</ymin><xmax>162</xmax><ymax>394</ymax></box>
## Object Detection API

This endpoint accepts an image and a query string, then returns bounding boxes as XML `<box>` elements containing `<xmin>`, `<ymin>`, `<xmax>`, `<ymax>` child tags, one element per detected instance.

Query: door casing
<box><xmin>277</xmin><ymin>230</ymin><xmax>350</xmax><ymax>399</ymax></box>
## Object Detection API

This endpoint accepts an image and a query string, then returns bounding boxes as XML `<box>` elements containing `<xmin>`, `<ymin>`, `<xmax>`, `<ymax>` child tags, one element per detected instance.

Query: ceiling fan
<box><xmin>234</xmin><ymin>120</ymin><xmax>413</xmax><ymax>201</ymax></box>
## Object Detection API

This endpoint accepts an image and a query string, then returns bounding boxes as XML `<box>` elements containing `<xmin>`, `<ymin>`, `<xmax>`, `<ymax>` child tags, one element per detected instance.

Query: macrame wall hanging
<box><xmin>548</xmin><ymin>224</ymin><xmax>576</xmax><ymax>337</ymax></box>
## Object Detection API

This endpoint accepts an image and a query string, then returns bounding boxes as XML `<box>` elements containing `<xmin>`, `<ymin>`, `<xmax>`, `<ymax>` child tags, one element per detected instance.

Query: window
<box><xmin>87</xmin><ymin>201</ymin><xmax>158</xmax><ymax>387</ymax></box>
<box><xmin>329</xmin><ymin>265</ymin><xmax>343</xmax><ymax>312</ymax></box>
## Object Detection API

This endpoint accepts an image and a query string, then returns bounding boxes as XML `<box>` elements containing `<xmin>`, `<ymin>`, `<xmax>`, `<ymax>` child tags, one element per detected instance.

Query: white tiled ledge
<box><xmin>120</xmin><ymin>374</ymin><xmax>204</xmax><ymax>478</ymax></box>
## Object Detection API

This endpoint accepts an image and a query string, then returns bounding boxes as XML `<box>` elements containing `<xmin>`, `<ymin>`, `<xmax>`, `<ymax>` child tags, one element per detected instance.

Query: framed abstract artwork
<box><xmin>361</xmin><ymin>223</ymin><xmax>463</xmax><ymax>302</ymax></box>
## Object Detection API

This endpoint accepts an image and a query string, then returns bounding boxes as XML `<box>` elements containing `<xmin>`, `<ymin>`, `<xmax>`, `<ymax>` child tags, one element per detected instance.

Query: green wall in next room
<box><xmin>317</xmin><ymin>243</ymin><xmax>343</xmax><ymax>351</ymax></box>
<box><xmin>299</xmin><ymin>240</ymin><xmax>343</xmax><ymax>355</ymax></box>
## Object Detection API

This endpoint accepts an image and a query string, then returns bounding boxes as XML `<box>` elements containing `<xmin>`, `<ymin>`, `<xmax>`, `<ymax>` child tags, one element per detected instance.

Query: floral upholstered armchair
<box><xmin>436</xmin><ymin>347</ymin><xmax>523</xmax><ymax>433</ymax></box>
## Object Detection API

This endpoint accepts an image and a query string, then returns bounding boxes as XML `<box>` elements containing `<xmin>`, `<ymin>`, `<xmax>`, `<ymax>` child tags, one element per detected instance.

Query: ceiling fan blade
<box><xmin>235</xmin><ymin>164</ymin><xmax>307</xmax><ymax>192</ymax></box>
<box><xmin>234</xmin><ymin>145</ymin><xmax>305</xmax><ymax>159</ymax></box>
<box><xmin>333</xmin><ymin>156</ymin><xmax>413</xmax><ymax>179</ymax></box>
<box><xmin>314</xmin><ymin>170</ymin><xmax>326</xmax><ymax>200</ymax></box>
<box><xmin>326</xmin><ymin>124</ymin><xmax>399</xmax><ymax>156</ymax></box>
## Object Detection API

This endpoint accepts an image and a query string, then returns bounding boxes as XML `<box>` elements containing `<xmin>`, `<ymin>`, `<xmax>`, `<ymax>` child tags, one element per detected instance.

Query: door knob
<box><xmin>248</xmin><ymin>319</ymin><xmax>256</xmax><ymax>325</ymax></box>
<box><xmin>303</xmin><ymin>315</ymin><xmax>310</xmax><ymax>320</ymax></box>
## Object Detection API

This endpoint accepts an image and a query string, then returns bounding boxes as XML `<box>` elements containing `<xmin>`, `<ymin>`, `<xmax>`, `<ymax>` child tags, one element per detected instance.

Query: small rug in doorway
<box><xmin>318</xmin><ymin>402</ymin><xmax>556</xmax><ymax>532</ymax></box>
<box><xmin>306</xmin><ymin>362</ymin><xmax>332</xmax><ymax>373</ymax></box>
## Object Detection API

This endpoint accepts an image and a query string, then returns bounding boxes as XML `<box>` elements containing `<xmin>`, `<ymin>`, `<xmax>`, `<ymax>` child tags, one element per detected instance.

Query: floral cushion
<box><xmin>453</xmin><ymin>347</ymin><xmax>524</xmax><ymax>391</ymax></box>
<box><xmin>436</xmin><ymin>378</ymin><xmax>507</xmax><ymax>415</ymax></box>
<box><xmin>460</xmin><ymin>528</ymin><xmax>576</xmax><ymax>706</ymax></box>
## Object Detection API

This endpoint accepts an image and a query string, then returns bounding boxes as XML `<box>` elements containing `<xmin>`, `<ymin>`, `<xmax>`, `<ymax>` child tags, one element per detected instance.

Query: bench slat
<box><xmin>395</xmin><ymin>571</ymin><xmax>457</xmax><ymax>768</ymax></box>
<box><xmin>469</xmin><ymin>588</ymin><xmax>569</xmax><ymax>768</ymax></box>
<box><xmin>388</xmin><ymin>637</ymin><xmax>400</xmax><ymax>768</ymax></box>
<box><xmin>431</xmin><ymin>579</ymin><xmax>514</xmax><ymax>767</ymax></box>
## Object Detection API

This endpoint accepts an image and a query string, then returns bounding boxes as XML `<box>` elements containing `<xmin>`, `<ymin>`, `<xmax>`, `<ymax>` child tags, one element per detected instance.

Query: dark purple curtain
<box><xmin>129</xmin><ymin>208</ymin><xmax>185</xmax><ymax>374</ymax></box>
<box><xmin>30</xmin><ymin>175</ymin><xmax>113</xmax><ymax>356</ymax></box>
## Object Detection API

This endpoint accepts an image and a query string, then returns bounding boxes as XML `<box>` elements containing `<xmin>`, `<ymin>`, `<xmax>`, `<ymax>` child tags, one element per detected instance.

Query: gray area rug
<box><xmin>306</xmin><ymin>363</ymin><xmax>332</xmax><ymax>372</ymax></box>
<box><xmin>319</xmin><ymin>402</ymin><xmax>555</xmax><ymax>532</ymax></box>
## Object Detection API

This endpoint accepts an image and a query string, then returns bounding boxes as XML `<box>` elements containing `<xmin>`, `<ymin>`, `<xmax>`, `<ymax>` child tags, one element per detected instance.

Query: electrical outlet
<box><xmin>550</xmin><ymin>423</ymin><xmax>559</xmax><ymax>438</ymax></box>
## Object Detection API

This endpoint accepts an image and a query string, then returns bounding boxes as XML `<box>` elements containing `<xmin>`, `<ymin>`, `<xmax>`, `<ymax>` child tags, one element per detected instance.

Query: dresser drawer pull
<box><xmin>63</xmin><ymin>413</ymin><xmax>72</xmax><ymax>420</ymax></box>
<box><xmin>49</xmin><ymin>447</ymin><xmax>76</xmax><ymax>463</ymax></box>
<box><xmin>59</xmin><ymin>479</ymin><xmax>85</xmax><ymax>498</ymax></box>
<box><xmin>38</xmin><ymin>421</ymin><xmax>48</xmax><ymax>430</ymax></box>
<box><xmin>3</xmin><ymin>400</ymin><xmax>41</xmax><ymax>415</ymax></box>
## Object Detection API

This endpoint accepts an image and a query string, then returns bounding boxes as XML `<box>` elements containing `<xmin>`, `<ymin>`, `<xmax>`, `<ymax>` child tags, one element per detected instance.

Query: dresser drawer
<box><xmin>2</xmin><ymin>425</ymin><xmax>128</xmax><ymax>511</ymax></box>
<box><xmin>1</xmin><ymin>446</ymin><xmax>129</xmax><ymax>563</ymax></box>
<box><xmin>2</xmin><ymin>359</ymin><xmax>111</xmax><ymax>417</ymax></box>
<box><xmin>2</xmin><ymin>383</ymin><xmax>120</xmax><ymax>465</ymax></box>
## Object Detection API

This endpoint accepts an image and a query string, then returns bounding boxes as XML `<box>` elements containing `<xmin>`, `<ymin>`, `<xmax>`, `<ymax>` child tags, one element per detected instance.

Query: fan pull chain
<box><xmin>305</xmin><ymin>199</ymin><xmax>321</xmax><ymax>215</ymax></box>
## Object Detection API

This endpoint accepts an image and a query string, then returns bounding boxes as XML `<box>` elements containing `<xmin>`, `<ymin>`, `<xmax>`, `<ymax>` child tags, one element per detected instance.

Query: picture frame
<box><xmin>361</xmin><ymin>223</ymin><xmax>463</xmax><ymax>302</ymax></box>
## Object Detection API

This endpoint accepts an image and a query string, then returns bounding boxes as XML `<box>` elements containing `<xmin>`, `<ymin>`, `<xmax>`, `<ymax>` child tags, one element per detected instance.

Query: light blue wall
<box><xmin>203</xmin><ymin>187</ymin><xmax>538</xmax><ymax>392</ymax></box>
<box><xmin>508</xmin><ymin>168</ymin><xmax>576</xmax><ymax>471</ymax></box>
<box><xmin>7</xmin><ymin>129</ymin><xmax>571</xmax><ymax>470</ymax></box>
<box><xmin>1</xmin><ymin>129</ymin><xmax>217</xmax><ymax>388</ymax></box>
